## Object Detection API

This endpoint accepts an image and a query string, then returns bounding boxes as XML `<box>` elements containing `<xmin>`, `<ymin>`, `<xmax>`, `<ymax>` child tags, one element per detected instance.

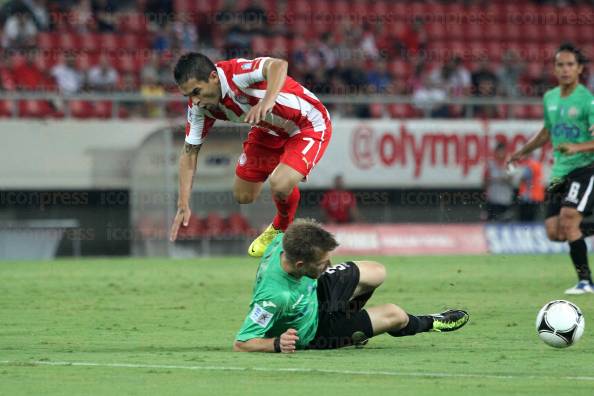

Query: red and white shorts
<box><xmin>235</xmin><ymin>122</ymin><xmax>332</xmax><ymax>183</ymax></box>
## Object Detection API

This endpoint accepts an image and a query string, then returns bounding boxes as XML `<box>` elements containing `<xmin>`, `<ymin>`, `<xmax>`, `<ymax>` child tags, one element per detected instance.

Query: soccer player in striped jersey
<box><xmin>168</xmin><ymin>53</ymin><xmax>332</xmax><ymax>257</ymax></box>
<box><xmin>509</xmin><ymin>43</ymin><xmax>594</xmax><ymax>294</ymax></box>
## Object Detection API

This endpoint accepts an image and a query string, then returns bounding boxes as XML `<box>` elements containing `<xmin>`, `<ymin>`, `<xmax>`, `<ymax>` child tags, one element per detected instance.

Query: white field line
<box><xmin>1</xmin><ymin>360</ymin><xmax>594</xmax><ymax>382</ymax></box>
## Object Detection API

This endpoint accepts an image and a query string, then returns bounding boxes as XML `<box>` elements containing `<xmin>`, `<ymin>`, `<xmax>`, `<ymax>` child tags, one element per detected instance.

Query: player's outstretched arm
<box><xmin>169</xmin><ymin>143</ymin><xmax>201</xmax><ymax>241</ymax></box>
<box><xmin>244</xmin><ymin>58</ymin><xmax>288</xmax><ymax>124</ymax></box>
<box><xmin>233</xmin><ymin>329</ymin><xmax>299</xmax><ymax>353</ymax></box>
<box><xmin>508</xmin><ymin>127</ymin><xmax>550</xmax><ymax>164</ymax></box>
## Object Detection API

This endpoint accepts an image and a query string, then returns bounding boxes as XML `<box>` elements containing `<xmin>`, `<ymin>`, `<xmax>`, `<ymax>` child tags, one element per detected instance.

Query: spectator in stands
<box><xmin>87</xmin><ymin>54</ymin><xmax>118</xmax><ymax>91</ymax></box>
<box><xmin>531</xmin><ymin>64</ymin><xmax>553</xmax><ymax>97</ymax></box>
<box><xmin>70</xmin><ymin>0</ymin><xmax>94</xmax><ymax>32</ymax></box>
<box><xmin>412</xmin><ymin>74</ymin><xmax>449</xmax><ymax>118</ymax></box>
<box><xmin>12</xmin><ymin>51</ymin><xmax>47</xmax><ymax>90</ymax></box>
<box><xmin>471</xmin><ymin>57</ymin><xmax>499</xmax><ymax>118</ymax></box>
<box><xmin>92</xmin><ymin>0</ymin><xmax>117</xmax><ymax>32</ymax></box>
<box><xmin>172</xmin><ymin>14</ymin><xmax>198</xmax><ymax>53</ymax></box>
<box><xmin>367</xmin><ymin>58</ymin><xmax>391</xmax><ymax>93</ymax></box>
<box><xmin>140</xmin><ymin>71</ymin><xmax>165</xmax><ymax>118</ymax></box>
<box><xmin>20</xmin><ymin>0</ymin><xmax>49</xmax><ymax>30</ymax></box>
<box><xmin>2</xmin><ymin>10</ymin><xmax>37</xmax><ymax>49</ymax></box>
<box><xmin>321</xmin><ymin>175</ymin><xmax>361</xmax><ymax>224</ymax></box>
<box><xmin>400</xmin><ymin>18</ymin><xmax>428</xmax><ymax>58</ymax></box>
<box><xmin>497</xmin><ymin>50</ymin><xmax>525</xmax><ymax>97</ymax></box>
<box><xmin>51</xmin><ymin>54</ymin><xmax>83</xmax><ymax>95</ymax></box>
<box><xmin>516</xmin><ymin>155</ymin><xmax>545</xmax><ymax>222</ymax></box>
<box><xmin>242</xmin><ymin>0</ymin><xmax>268</xmax><ymax>36</ymax></box>
<box><xmin>482</xmin><ymin>141</ymin><xmax>514</xmax><ymax>221</ymax></box>
<box><xmin>429</xmin><ymin>56</ymin><xmax>471</xmax><ymax>98</ymax></box>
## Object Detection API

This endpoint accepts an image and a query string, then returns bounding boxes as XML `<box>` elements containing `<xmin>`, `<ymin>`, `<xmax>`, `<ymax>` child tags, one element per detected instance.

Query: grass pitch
<box><xmin>1</xmin><ymin>254</ymin><xmax>593</xmax><ymax>395</ymax></box>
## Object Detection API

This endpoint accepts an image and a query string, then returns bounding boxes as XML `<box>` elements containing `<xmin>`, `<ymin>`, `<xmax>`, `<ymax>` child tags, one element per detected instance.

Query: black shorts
<box><xmin>308</xmin><ymin>262</ymin><xmax>374</xmax><ymax>350</ymax></box>
<box><xmin>546</xmin><ymin>164</ymin><xmax>594</xmax><ymax>219</ymax></box>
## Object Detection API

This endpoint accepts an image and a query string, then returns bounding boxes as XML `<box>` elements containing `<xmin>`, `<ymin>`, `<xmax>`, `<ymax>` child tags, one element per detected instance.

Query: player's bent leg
<box><xmin>545</xmin><ymin>216</ymin><xmax>565</xmax><ymax>242</ymax></box>
<box><xmin>269</xmin><ymin>163</ymin><xmax>304</xmax><ymax>199</ymax></box>
<box><xmin>365</xmin><ymin>304</ymin><xmax>409</xmax><ymax>336</ymax></box>
<box><xmin>559</xmin><ymin>207</ymin><xmax>583</xmax><ymax>242</ymax></box>
<box><xmin>248</xmin><ymin>165</ymin><xmax>301</xmax><ymax>257</ymax></box>
<box><xmin>351</xmin><ymin>261</ymin><xmax>386</xmax><ymax>299</ymax></box>
<box><xmin>233</xmin><ymin>176</ymin><xmax>264</xmax><ymax>204</ymax></box>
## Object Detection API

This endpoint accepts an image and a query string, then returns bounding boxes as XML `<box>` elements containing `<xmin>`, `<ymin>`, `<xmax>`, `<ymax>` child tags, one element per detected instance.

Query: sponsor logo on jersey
<box><xmin>250</xmin><ymin>303</ymin><xmax>273</xmax><ymax>327</ymax></box>
<box><xmin>568</xmin><ymin>106</ymin><xmax>579</xmax><ymax>118</ymax></box>
<box><xmin>548</xmin><ymin>106</ymin><xmax>557</xmax><ymax>111</ymax></box>
<box><xmin>241</xmin><ymin>62</ymin><xmax>253</xmax><ymax>70</ymax></box>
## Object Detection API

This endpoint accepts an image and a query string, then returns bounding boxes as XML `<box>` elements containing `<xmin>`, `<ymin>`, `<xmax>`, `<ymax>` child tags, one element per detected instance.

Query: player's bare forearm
<box><xmin>262</xmin><ymin>58</ymin><xmax>288</xmax><ymax>105</ymax></box>
<box><xmin>233</xmin><ymin>338</ymin><xmax>275</xmax><ymax>353</ymax></box>
<box><xmin>177</xmin><ymin>143</ymin><xmax>200</xmax><ymax>208</ymax></box>
<box><xmin>519</xmin><ymin>127</ymin><xmax>550</xmax><ymax>156</ymax></box>
<box><xmin>510</xmin><ymin>127</ymin><xmax>549</xmax><ymax>162</ymax></box>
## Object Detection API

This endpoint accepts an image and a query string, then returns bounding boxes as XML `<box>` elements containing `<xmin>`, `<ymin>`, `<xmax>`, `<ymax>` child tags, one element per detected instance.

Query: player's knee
<box><xmin>546</xmin><ymin>227</ymin><xmax>564</xmax><ymax>241</ymax></box>
<box><xmin>269</xmin><ymin>175</ymin><xmax>294</xmax><ymax>199</ymax></box>
<box><xmin>559</xmin><ymin>215</ymin><xmax>580</xmax><ymax>237</ymax></box>
<box><xmin>385</xmin><ymin>304</ymin><xmax>408</xmax><ymax>328</ymax></box>
<box><xmin>233</xmin><ymin>189</ymin><xmax>257</xmax><ymax>204</ymax></box>
<box><xmin>358</xmin><ymin>261</ymin><xmax>386</xmax><ymax>288</ymax></box>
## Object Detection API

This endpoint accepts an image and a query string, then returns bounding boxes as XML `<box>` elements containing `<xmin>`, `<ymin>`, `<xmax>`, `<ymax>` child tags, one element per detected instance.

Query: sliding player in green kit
<box><xmin>509</xmin><ymin>43</ymin><xmax>594</xmax><ymax>294</ymax></box>
<box><xmin>233</xmin><ymin>219</ymin><xmax>469</xmax><ymax>353</ymax></box>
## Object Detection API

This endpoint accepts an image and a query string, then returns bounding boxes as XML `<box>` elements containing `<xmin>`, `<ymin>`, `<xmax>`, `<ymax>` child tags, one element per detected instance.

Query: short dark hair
<box><xmin>283</xmin><ymin>219</ymin><xmax>339</xmax><ymax>263</ymax></box>
<box><xmin>555</xmin><ymin>43</ymin><xmax>588</xmax><ymax>65</ymax></box>
<box><xmin>173</xmin><ymin>52</ymin><xmax>216</xmax><ymax>85</ymax></box>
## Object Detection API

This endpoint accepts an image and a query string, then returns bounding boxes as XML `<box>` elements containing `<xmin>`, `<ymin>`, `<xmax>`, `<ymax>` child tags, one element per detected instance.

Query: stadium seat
<box><xmin>176</xmin><ymin>215</ymin><xmax>204</xmax><ymax>239</ymax></box>
<box><xmin>204</xmin><ymin>213</ymin><xmax>226</xmax><ymax>237</ymax></box>
<box><xmin>68</xmin><ymin>101</ymin><xmax>94</xmax><ymax>119</ymax></box>
<box><xmin>0</xmin><ymin>100</ymin><xmax>14</xmax><ymax>117</ymax></box>
<box><xmin>369</xmin><ymin>103</ymin><xmax>385</xmax><ymax>119</ymax></box>
<box><xmin>387</xmin><ymin>103</ymin><xmax>416</xmax><ymax>119</ymax></box>
<box><xmin>226</xmin><ymin>213</ymin><xmax>253</xmax><ymax>237</ymax></box>
<box><xmin>18</xmin><ymin>100</ymin><xmax>55</xmax><ymax>118</ymax></box>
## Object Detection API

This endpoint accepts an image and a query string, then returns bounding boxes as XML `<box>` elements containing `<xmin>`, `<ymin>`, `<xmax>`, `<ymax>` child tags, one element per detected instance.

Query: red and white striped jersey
<box><xmin>184</xmin><ymin>57</ymin><xmax>331</xmax><ymax>145</ymax></box>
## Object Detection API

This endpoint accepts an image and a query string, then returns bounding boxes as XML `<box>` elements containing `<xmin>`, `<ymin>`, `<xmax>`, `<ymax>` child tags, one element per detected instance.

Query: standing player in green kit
<box><xmin>509</xmin><ymin>43</ymin><xmax>594</xmax><ymax>294</ymax></box>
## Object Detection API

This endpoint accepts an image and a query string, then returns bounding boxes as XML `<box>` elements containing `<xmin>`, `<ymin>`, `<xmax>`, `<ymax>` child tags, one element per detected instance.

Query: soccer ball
<box><xmin>536</xmin><ymin>300</ymin><xmax>585</xmax><ymax>348</ymax></box>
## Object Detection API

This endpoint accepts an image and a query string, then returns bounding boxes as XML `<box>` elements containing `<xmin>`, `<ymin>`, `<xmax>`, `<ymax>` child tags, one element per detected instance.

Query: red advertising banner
<box><xmin>325</xmin><ymin>224</ymin><xmax>488</xmax><ymax>255</ymax></box>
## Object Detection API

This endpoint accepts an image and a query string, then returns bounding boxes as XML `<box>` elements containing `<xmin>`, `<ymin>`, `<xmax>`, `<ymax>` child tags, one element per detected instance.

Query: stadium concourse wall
<box><xmin>0</xmin><ymin>118</ymin><xmax>557</xmax><ymax>257</ymax></box>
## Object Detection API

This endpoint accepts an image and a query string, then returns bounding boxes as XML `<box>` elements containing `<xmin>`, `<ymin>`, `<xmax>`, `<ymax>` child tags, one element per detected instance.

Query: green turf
<box><xmin>1</xmin><ymin>255</ymin><xmax>593</xmax><ymax>395</ymax></box>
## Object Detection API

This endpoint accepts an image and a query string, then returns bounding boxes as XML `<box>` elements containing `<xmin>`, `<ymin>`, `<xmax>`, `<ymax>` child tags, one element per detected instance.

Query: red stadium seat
<box><xmin>68</xmin><ymin>100</ymin><xmax>94</xmax><ymax>119</ymax></box>
<box><xmin>204</xmin><ymin>213</ymin><xmax>226</xmax><ymax>237</ymax></box>
<box><xmin>37</xmin><ymin>32</ymin><xmax>56</xmax><ymax>49</ymax></box>
<box><xmin>387</xmin><ymin>103</ymin><xmax>417</xmax><ymax>119</ymax></box>
<box><xmin>100</xmin><ymin>34</ymin><xmax>119</xmax><ymax>51</ymax></box>
<box><xmin>93</xmin><ymin>101</ymin><xmax>113</xmax><ymax>118</ymax></box>
<box><xmin>226</xmin><ymin>213</ymin><xmax>253</xmax><ymax>236</ymax></box>
<box><xmin>527</xmin><ymin>104</ymin><xmax>543</xmax><ymax>119</ymax></box>
<box><xmin>176</xmin><ymin>215</ymin><xmax>204</xmax><ymax>239</ymax></box>
<box><xmin>80</xmin><ymin>34</ymin><xmax>101</xmax><ymax>52</ymax></box>
<box><xmin>369</xmin><ymin>103</ymin><xmax>384</xmax><ymax>118</ymax></box>
<box><xmin>58</xmin><ymin>32</ymin><xmax>80</xmax><ymax>51</ymax></box>
<box><xmin>18</xmin><ymin>100</ymin><xmax>54</xmax><ymax>118</ymax></box>
<box><xmin>0</xmin><ymin>100</ymin><xmax>14</xmax><ymax>117</ymax></box>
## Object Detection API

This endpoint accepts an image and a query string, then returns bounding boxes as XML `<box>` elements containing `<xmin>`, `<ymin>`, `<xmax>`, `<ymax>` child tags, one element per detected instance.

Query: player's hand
<box><xmin>589</xmin><ymin>125</ymin><xmax>594</xmax><ymax>136</ymax></box>
<box><xmin>279</xmin><ymin>328</ymin><xmax>299</xmax><ymax>353</ymax></box>
<box><xmin>558</xmin><ymin>143</ymin><xmax>580</xmax><ymax>155</ymax></box>
<box><xmin>506</xmin><ymin>151</ymin><xmax>525</xmax><ymax>168</ymax></box>
<box><xmin>169</xmin><ymin>206</ymin><xmax>191</xmax><ymax>242</ymax></box>
<box><xmin>244</xmin><ymin>99</ymin><xmax>274</xmax><ymax>125</ymax></box>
